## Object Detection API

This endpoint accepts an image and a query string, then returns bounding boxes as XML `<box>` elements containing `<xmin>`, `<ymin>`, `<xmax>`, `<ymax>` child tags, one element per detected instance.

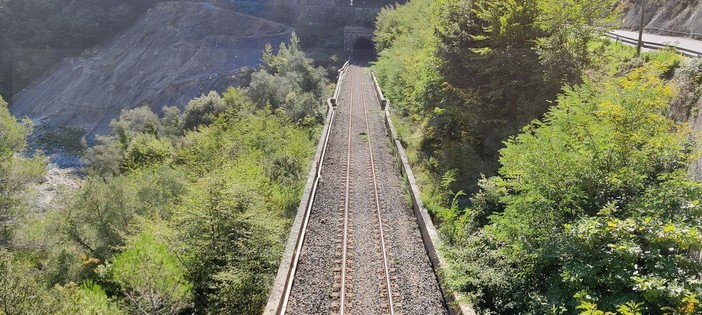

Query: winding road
<box><xmin>609</xmin><ymin>29</ymin><xmax>702</xmax><ymax>56</ymax></box>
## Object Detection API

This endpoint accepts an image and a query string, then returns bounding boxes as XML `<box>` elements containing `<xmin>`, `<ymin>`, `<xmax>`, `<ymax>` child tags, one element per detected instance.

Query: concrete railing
<box><xmin>370</xmin><ymin>71</ymin><xmax>477</xmax><ymax>315</ymax></box>
<box><xmin>263</xmin><ymin>60</ymin><xmax>350</xmax><ymax>315</ymax></box>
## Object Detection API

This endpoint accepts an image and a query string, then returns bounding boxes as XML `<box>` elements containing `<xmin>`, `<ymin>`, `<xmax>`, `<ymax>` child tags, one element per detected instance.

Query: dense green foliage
<box><xmin>0</xmin><ymin>0</ymin><xmax>164</xmax><ymax>99</ymax></box>
<box><xmin>108</xmin><ymin>232</ymin><xmax>192</xmax><ymax>314</ymax></box>
<box><xmin>0</xmin><ymin>96</ymin><xmax>44</xmax><ymax>245</ymax></box>
<box><xmin>0</xmin><ymin>37</ymin><xmax>330</xmax><ymax>314</ymax></box>
<box><xmin>251</xmin><ymin>34</ymin><xmax>329</xmax><ymax>126</ymax></box>
<box><xmin>446</xmin><ymin>54</ymin><xmax>702</xmax><ymax>314</ymax></box>
<box><xmin>0</xmin><ymin>250</ymin><xmax>124</xmax><ymax>314</ymax></box>
<box><xmin>375</xmin><ymin>0</ymin><xmax>702</xmax><ymax>313</ymax></box>
<box><xmin>374</xmin><ymin>0</ymin><xmax>617</xmax><ymax>196</ymax></box>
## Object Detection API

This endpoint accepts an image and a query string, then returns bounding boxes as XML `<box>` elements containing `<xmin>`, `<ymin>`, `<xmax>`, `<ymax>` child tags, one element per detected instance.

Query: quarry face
<box><xmin>10</xmin><ymin>1</ymin><xmax>291</xmax><ymax>139</ymax></box>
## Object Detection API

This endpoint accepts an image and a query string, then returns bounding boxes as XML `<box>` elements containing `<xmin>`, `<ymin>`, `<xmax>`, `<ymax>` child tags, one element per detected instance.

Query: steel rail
<box><xmin>279</xmin><ymin>63</ymin><xmax>396</xmax><ymax>314</ymax></box>
<box><xmin>278</xmin><ymin>110</ymin><xmax>335</xmax><ymax>315</ymax></box>
<box><xmin>276</xmin><ymin>62</ymin><xmax>349</xmax><ymax>315</ymax></box>
<box><xmin>361</xmin><ymin>77</ymin><xmax>396</xmax><ymax>315</ymax></box>
<box><xmin>339</xmin><ymin>65</ymin><xmax>355</xmax><ymax>315</ymax></box>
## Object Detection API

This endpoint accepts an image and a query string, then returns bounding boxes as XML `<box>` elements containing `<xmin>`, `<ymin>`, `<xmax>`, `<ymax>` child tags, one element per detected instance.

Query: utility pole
<box><xmin>636</xmin><ymin>0</ymin><xmax>646</xmax><ymax>56</ymax></box>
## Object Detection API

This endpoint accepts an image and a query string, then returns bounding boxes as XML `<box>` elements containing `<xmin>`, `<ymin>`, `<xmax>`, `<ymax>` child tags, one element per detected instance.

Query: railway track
<box><xmin>330</xmin><ymin>65</ymin><xmax>397</xmax><ymax>315</ymax></box>
<box><xmin>283</xmin><ymin>62</ymin><xmax>448</xmax><ymax>315</ymax></box>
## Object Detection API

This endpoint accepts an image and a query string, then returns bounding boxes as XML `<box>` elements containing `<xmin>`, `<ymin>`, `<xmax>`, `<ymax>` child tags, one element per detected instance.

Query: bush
<box><xmin>248</xmin><ymin>34</ymin><xmax>331</xmax><ymax>126</ymax></box>
<box><xmin>182</xmin><ymin>91</ymin><xmax>227</xmax><ymax>131</ymax></box>
<box><xmin>121</xmin><ymin>134</ymin><xmax>173</xmax><ymax>171</ymax></box>
<box><xmin>447</xmin><ymin>57</ymin><xmax>702</xmax><ymax>314</ymax></box>
<box><xmin>54</xmin><ymin>281</ymin><xmax>126</xmax><ymax>315</ymax></box>
<box><xmin>108</xmin><ymin>232</ymin><xmax>192</xmax><ymax>314</ymax></box>
<box><xmin>0</xmin><ymin>96</ymin><xmax>45</xmax><ymax>244</ymax></box>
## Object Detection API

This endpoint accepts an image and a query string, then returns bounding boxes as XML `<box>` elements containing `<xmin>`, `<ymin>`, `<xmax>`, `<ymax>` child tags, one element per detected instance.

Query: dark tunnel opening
<box><xmin>352</xmin><ymin>37</ymin><xmax>376</xmax><ymax>61</ymax></box>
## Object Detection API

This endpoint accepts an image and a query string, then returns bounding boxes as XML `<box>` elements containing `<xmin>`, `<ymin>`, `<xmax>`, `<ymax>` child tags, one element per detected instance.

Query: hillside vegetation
<box><xmin>374</xmin><ymin>0</ymin><xmax>616</xmax><ymax>196</ymax></box>
<box><xmin>374</xmin><ymin>0</ymin><xmax>702</xmax><ymax>313</ymax></box>
<box><xmin>0</xmin><ymin>35</ymin><xmax>331</xmax><ymax>314</ymax></box>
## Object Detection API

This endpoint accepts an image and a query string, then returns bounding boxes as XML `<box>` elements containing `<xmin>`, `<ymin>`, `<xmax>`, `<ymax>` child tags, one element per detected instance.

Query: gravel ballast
<box><xmin>285</xmin><ymin>63</ymin><xmax>448</xmax><ymax>315</ymax></box>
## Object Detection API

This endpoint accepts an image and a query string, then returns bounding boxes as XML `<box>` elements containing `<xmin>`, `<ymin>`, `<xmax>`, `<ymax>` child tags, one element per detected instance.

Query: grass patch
<box><xmin>359</xmin><ymin>132</ymin><xmax>368</xmax><ymax>142</ymax></box>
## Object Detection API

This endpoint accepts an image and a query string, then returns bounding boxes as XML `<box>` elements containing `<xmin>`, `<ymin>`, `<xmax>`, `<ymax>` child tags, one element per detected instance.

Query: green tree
<box><xmin>374</xmin><ymin>0</ymin><xmax>619</xmax><ymax>201</ymax></box>
<box><xmin>248</xmin><ymin>33</ymin><xmax>330</xmax><ymax>125</ymax></box>
<box><xmin>64</xmin><ymin>166</ymin><xmax>186</xmax><ymax>260</ymax></box>
<box><xmin>121</xmin><ymin>134</ymin><xmax>173</xmax><ymax>171</ymax></box>
<box><xmin>0</xmin><ymin>250</ymin><xmax>91</xmax><ymax>314</ymax></box>
<box><xmin>374</xmin><ymin>0</ymin><xmax>559</xmax><ymax>197</ymax></box>
<box><xmin>182</xmin><ymin>91</ymin><xmax>227</xmax><ymax>131</ymax></box>
<box><xmin>84</xmin><ymin>106</ymin><xmax>177</xmax><ymax>175</ymax></box>
<box><xmin>53</xmin><ymin>281</ymin><xmax>126</xmax><ymax>315</ymax></box>
<box><xmin>170</xmin><ymin>105</ymin><xmax>314</xmax><ymax>313</ymax></box>
<box><xmin>0</xmin><ymin>96</ymin><xmax>44</xmax><ymax>244</ymax></box>
<box><xmin>0</xmin><ymin>249</ymin><xmax>44</xmax><ymax>314</ymax></box>
<box><xmin>447</xmin><ymin>55</ymin><xmax>702</xmax><ymax>314</ymax></box>
<box><xmin>108</xmin><ymin>232</ymin><xmax>192</xmax><ymax>314</ymax></box>
<box><xmin>173</xmin><ymin>151</ymin><xmax>290</xmax><ymax>314</ymax></box>
<box><xmin>535</xmin><ymin>0</ymin><xmax>619</xmax><ymax>83</ymax></box>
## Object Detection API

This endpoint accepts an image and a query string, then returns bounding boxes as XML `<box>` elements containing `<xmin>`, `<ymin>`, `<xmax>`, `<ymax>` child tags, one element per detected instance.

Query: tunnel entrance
<box><xmin>352</xmin><ymin>37</ymin><xmax>376</xmax><ymax>61</ymax></box>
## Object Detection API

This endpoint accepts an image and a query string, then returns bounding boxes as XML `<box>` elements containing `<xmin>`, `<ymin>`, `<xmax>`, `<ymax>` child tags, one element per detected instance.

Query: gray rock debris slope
<box><xmin>620</xmin><ymin>0</ymin><xmax>702</xmax><ymax>39</ymax></box>
<box><xmin>10</xmin><ymin>1</ymin><xmax>291</xmax><ymax>138</ymax></box>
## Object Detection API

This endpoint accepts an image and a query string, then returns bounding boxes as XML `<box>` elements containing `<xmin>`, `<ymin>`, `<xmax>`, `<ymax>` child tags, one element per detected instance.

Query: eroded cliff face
<box><xmin>620</xmin><ymin>0</ymin><xmax>702</xmax><ymax>39</ymax></box>
<box><xmin>10</xmin><ymin>1</ymin><xmax>290</xmax><ymax>138</ymax></box>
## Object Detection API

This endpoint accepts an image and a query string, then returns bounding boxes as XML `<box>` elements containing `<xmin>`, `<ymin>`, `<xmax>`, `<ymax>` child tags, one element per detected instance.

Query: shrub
<box><xmin>108</xmin><ymin>232</ymin><xmax>192</xmax><ymax>314</ymax></box>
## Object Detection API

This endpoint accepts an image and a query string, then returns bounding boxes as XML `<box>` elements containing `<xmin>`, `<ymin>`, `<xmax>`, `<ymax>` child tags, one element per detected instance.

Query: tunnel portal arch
<box><xmin>351</xmin><ymin>37</ymin><xmax>375</xmax><ymax>60</ymax></box>
<box><xmin>344</xmin><ymin>26</ymin><xmax>375</xmax><ymax>59</ymax></box>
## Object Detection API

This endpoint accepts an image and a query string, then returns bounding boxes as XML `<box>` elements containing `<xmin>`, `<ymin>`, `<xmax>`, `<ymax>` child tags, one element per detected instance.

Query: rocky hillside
<box><xmin>666</xmin><ymin>58</ymin><xmax>702</xmax><ymax>181</ymax></box>
<box><xmin>620</xmin><ymin>0</ymin><xmax>702</xmax><ymax>39</ymax></box>
<box><xmin>10</xmin><ymin>1</ymin><xmax>290</xmax><ymax>139</ymax></box>
<box><xmin>228</xmin><ymin>0</ymin><xmax>405</xmax><ymax>53</ymax></box>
